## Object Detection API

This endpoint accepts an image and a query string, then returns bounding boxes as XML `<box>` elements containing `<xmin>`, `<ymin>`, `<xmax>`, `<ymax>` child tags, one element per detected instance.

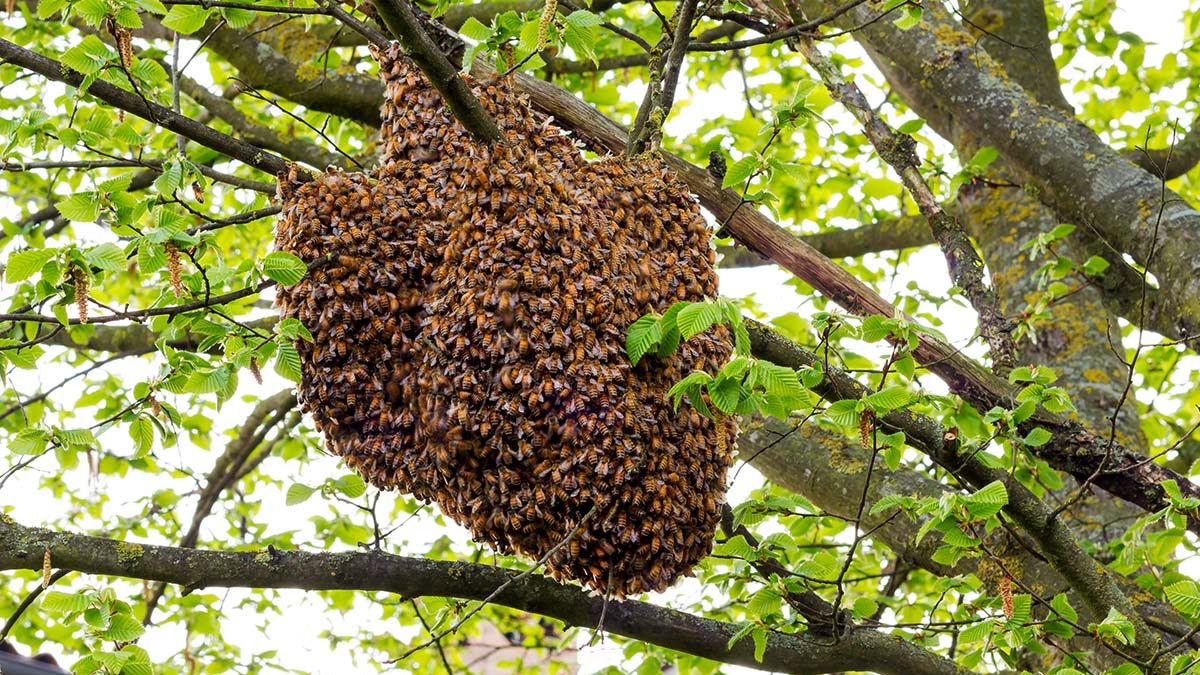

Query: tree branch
<box><xmin>816</xmin><ymin>1</ymin><xmax>1200</xmax><ymax>351</ymax></box>
<box><xmin>370</xmin><ymin>0</ymin><xmax>502</xmax><ymax>142</ymax></box>
<box><xmin>717</xmin><ymin>213</ymin><xmax>933</xmax><ymax>268</ymax></box>
<box><xmin>0</xmin><ymin>516</ymin><xmax>972</xmax><ymax>675</ymax></box>
<box><xmin>787</xmin><ymin>15</ymin><xmax>1016</xmax><ymax>375</ymax></box>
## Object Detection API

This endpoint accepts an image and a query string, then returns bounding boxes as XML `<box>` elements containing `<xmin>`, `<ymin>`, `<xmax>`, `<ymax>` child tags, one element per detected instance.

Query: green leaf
<box><xmin>1091</xmin><ymin>608</ymin><xmax>1136</xmax><ymax>646</ymax></box>
<box><xmin>274</xmin><ymin>342</ymin><xmax>302</xmax><ymax>382</ymax></box>
<box><xmin>667</xmin><ymin>371</ymin><xmax>712</xmax><ymax>410</ymax></box>
<box><xmin>10</xmin><ymin>428</ymin><xmax>50</xmax><ymax>455</ymax></box>
<box><xmin>957</xmin><ymin>618</ymin><xmax>993</xmax><ymax>645</ymax></box>
<box><xmin>625</xmin><ymin>314</ymin><xmax>662</xmax><ymax>365</ymax></box>
<box><xmin>722</xmin><ymin>155</ymin><xmax>759</xmax><ymax>189</ymax></box>
<box><xmin>104</xmin><ymin>613</ymin><xmax>146</xmax><ymax>642</ymax></box>
<box><xmin>186</xmin><ymin>366</ymin><xmax>230</xmax><ymax>394</ymax></box>
<box><xmin>37</xmin><ymin>0</ymin><xmax>69</xmax><ymax>19</ymax></box>
<box><xmin>56</xmin><ymin>192</ymin><xmax>101</xmax><ymax>222</ymax></box>
<box><xmin>72</xmin><ymin>0</ymin><xmax>109</xmax><ymax>24</ymax></box>
<box><xmin>1023</xmin><ymin>427</ymin><xmax>1052</xmax><ymax>447</ymax></box>
<box><xmin>60</xmin><ymin>35</ymin><xmax>116</xmax><ymax>74</ymax></box>
<box><xmin>747</xmin><ymin>586</ymin><xmax>782</xmax><ymax>618</ymax></box>
<box><xmin>1164</xmin><ymin>580</ymin><xmax>1200</xmax><ymax>617</ymax></box>
<box><xmin>750</xmin><ymin>627</ymin><xmax>767</xmax><ymax>663</ymax></box>
<box><xmin>864</xmin><ymin>386</ymin><xmax>914</xmax><ymax>413</ymax></box>
<box><xmin>41</xmin><ymin>590</ymin><xmax>91</xmax><ymax>614</ymax></box>
<box><xmin>851</xmin><ymin>597</ymin><xmax>878</xmax><ymax>619</ymax></box>
<box><xmin>5</xmin><ymin>247</ymin><xmax>57</xmax><ymax>283</ymax></box>
<box><xmin>154</xmin><ymin>158</ymin><xmax>184</xmax><ymax>196</ymax></box>
<box><xmin>676</xmin><ymin>302</ymin><xmax>724</xmax><ymax>340</ymax></box>
<box><xmin>1051</xmin><ymin>592</ymin><xmax>1078</xmax><ymax>623</ymax></box>
<box><xmin>286</xmin><ymin>483</ymin><xmax>315</xmax><ymax>505</ymax></box>
<box><xmin>84</xmin><ymin>242</ymin><xmax>127</xmax><ymax>271</ymax></box>
<box><xmin>1007</xmin><ymin>593</ymin><xmax>1032</xmax><ymax>626</ymax></box>
<box><xmin>459</xmin><ymin>16</ymin><xmax>493</xmax><ymax>41</ymax></box>
<box><xmin>708</xmin><ymin>377</ymin><xmax>742</xmax><ymax>415</ymax></box>
<box><xmin>966</xmin><ymin>146</ymin><xmax>1000</xmax><ymax>173</ymax></box>
<box><xmin>749</xmin><ymin>361</ymin><xmax>802</xmax><ymax>397</ymax></box>
<box><xmin>129</xmin><ymin>416</ymin><xmax>155</xmax><ymax>457</ymax></box>
<box><xmin>57</xmin><ymin>427</ymin><xmax>97</xmax><ymax>447</ymax></box>
<box><xmin>1081</xmin><ymin>255</ymin><xmax>1110</xmax><ymax>275</ymax></box>
<box><xmin>823</xmin><ymin>399</ymin><xmax>860</xmax><ymax>426</ymax></box>
<box><xmin>262</xmin><ymin>251</ymin><xmax>308</xmax><ymax>286</ymax></box>
<box><xmin>161</xmin><ymin>4</ymin><xmax>211</xmax><ymax>33</ymax></box>
<box><xmin>563</xmin><ymin>10</ymin><xmax>601</xmax><ymax>64</ymax></box>
<box><xmin>963</xmin><ymin>480</ymin><xmax>1008</xmax><ymax>519</ymax></box>
<box><xmin>332</xmin><ymin>474</ymin><xmax>367</xmax><ymax>499</ymax></box>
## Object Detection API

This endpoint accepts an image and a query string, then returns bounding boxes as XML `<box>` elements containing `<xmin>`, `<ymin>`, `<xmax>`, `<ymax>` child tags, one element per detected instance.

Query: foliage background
<box><xmin>1</xmin><ymin>0</ymin><xmax>1199</xmax><ymax>673</ymax></box>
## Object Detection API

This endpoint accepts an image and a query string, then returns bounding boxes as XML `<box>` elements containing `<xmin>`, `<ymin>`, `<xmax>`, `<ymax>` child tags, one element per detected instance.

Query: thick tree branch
<box><xmin>818</xmin><ymin>2</ymin><xmax>1200</xmax><ymax>350</ymax></box>
<box><xmin>0</xmin><ymin>516</ymin><xmax>972</xmax><ymax>675</ymax></box>
<box><xmin>370</xmin><ymin>0</ymin><xmax>502</xmax><ymax>142</ymax></box>
<box><xmin>717</xmin><ymin>213</ymin><xmax>933</xmax><ymax>267</ymax></box>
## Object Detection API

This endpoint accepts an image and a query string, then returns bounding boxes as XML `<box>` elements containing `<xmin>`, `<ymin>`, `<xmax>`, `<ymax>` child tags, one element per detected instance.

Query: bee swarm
<box><xmin>275</xmin><ymin>45</ymin><xmax>737</xmax><ymax>596</ymax></box>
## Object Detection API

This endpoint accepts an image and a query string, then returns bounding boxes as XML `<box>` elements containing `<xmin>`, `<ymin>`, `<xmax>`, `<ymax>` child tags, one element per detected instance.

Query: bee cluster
<box><xmin>275</xmin><ymin>45</ymin><xmax>737</xmax><ymax>596</ymax></box>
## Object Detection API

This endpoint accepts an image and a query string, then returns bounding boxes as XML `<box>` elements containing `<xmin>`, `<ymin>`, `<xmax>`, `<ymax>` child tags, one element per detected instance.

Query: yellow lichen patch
<box><xmin>828</xmin><ymin>445</ymin><xmax>867</xmax><ymax>475</ymax></box>
<box><xmin>1083</xmin><ymin>368</ymin><xmax>1111</xmax><ymax>384</ymax></box>
<box><xmin>115</xmin><ymin>541</ymin><xmax>144</xmax><ymax>564</ymax></box>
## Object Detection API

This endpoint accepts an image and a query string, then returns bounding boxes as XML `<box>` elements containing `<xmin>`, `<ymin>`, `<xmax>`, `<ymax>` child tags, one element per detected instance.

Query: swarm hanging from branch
<box><xmin>275</xmin><ymin>45</ymin><xmax>736</xmax><ymax>596</ymax></box>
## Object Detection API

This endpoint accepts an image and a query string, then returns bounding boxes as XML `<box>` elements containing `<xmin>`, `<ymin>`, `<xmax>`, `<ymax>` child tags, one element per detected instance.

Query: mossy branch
<box><xmin>0</xmin><ymin>516</ymin><xmax>972</xmax><ymax>675</ymax></box>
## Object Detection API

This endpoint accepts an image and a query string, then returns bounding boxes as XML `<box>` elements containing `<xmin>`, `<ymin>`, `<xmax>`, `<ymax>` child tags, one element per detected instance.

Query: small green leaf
<box><xmin>676</xmin><ymin>302</ymin><xmax>724</xmax><ymax>340</ymax></box>
<box><xmin>625</xmin><ymin>314</ymin><xmax>662</xmax><ymax>365</ymax></box>
<box><xmin>55</xmin><ymin>192</ymin><xmax>101</xmax><ymax>222</ymax></box>
<box><xmin>1091</xmin><ymin>608</ymin><xmax>1136</xmax><ymax>646</ymax></box>
<box><xmin>963</xmin><ymin>480</ymin><xmax>1008</xmax><ymax>519</ymax></box>
<box><xmin>1164</xmin><ymin>581</ymin><xmax>1200</xmax><ymax>617</ymax></box>
<box><xmin>1023</xmin><ymin>427</ymin><xmax>1052</xmax><ymax>447</ymax></box>
<box><xmin>750</xmin><ymin>627</ymin><xmax>767</xmax><ymax>663</ymax></box>
<box><xmin>823</xmin><ymin>399</ymin><xmax>861</xmax><ymax>426</ymax></box>
<box><xmin>1050</xmin><ymin>592</ymin><xmax>1078</xmax><ymax>623</ymax></box>
<box><xmin>161</xmin><ymin>4</ymin><xmax>211</xmax><ymax>33</ymax></box>
<box><xmin>41</xmin><ymin>590</ymin><xmax>91</xmax><ymax>614</ymax></box>
<box><xmin>286</xmin><ymin>483</ymin><xmax>315</xmax><ymax>505</ymax></box>
<box><xmin>851</xmin><ymin>597</ymin><xmax>878</xmax><ymax>619</ymax></box>
<box><xmin>262</xmin><ymin>251</ymin><xmax>307</xmax><ymax>286</ymax></box>
<box><xmin>5</xmin><ymin>248</ymin><xmax>57</xmax><ymax>283</ymax></box>
<box><xmin>708</xmin><ymin>377</ymin><xmax>742</xmax><ymax>415</ymax></box>
<box><xmin>10</xmin><ymin>428</ymin><xmax>50</xmax><ymax>455</ymax></box>
<box><xmin>864</xmin><ymin>386</ymin><xmax>914</xmax><ymax>413</ymax></box>
<box><xmin>84</xmin><ymin>242</ymin><xmax>127</xmax><ymax>271</ymax></box>
<box><xmin>722</xmin><ymin>155</ymin><xmax>759</xmax><ymax>189</ymax></box>
<box><xmin>274</xmin><ymin>342</ymin><xmax>302</xmax><ymax>382</ymax></box>
<box><xmin>104</xmin><ymin>613</ymin><xmax>146</xmax><ymax>642</ymax></box>
<box><xmin>129</xmin><ymin>416</ymin><xmax>155</xmax><ymax>457</ymax></box>
<box><xmin>332</xmin><ymin>474</ymin><xmax>367</xmax><ymax>499</ymax></box>
<box><xmin>60</xmin><ymin>35</ymin><xmax>116</xmax><ymax>74</ymax></box>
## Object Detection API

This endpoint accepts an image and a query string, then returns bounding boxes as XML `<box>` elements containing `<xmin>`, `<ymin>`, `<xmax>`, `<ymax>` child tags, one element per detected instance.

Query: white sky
<box><xmin>1</xmin><ymin>1</ymin><xmax>1197</xmax><ymax>673</ymax></box>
